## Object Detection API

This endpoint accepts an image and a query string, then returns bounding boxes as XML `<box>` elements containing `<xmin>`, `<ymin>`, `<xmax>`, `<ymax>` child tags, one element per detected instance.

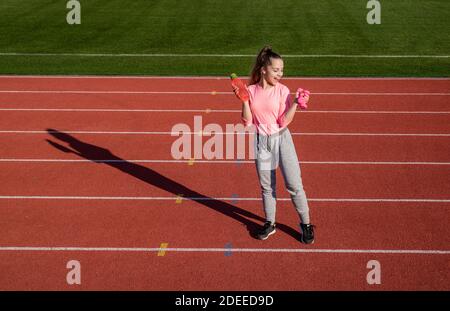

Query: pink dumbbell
<box><xmin>296</xmin><ymin>88</ymin><xmax>310</xmax><ymax>110</ymax></box>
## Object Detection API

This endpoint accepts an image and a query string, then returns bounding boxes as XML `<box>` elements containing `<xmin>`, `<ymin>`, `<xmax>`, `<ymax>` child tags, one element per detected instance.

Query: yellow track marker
<box><xmin>211</xmin><ymin>91</ymin><xmax>217</xmax><ymax>95</ymax></box>
<box><xmin>157</xmin><ymin>243</ymin><xmax>169</xmax><ymax>256</ymax></box>
<box><xmin>175</xmin><ymin>194</ymin><xmax>184</xmax><ymax>204</ymax></box>
<box><xmin>188</xmin><ymin>158</ymin><xmax>195</xmax><ymax>166</ymax></box>
<box><xmin>205</xmin><ymin>108</ymin><xmax>211</xmax><ymax>114</ymax></box>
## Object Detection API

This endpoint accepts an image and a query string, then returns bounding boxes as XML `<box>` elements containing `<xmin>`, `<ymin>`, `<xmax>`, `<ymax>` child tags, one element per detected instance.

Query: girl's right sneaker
<box><xmin>257</xmin><ymin>221</ymin><xmax>276</xmax><ymax>240</ymax></box>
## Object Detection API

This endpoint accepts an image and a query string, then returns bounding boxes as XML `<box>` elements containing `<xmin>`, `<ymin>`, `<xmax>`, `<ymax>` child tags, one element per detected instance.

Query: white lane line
<box><xmin>0</xmin><ymin>52</ymin><xmax>449</xmax><ymax>58</ymax></box>
<box><xmin>299</xmin><ymin>111</ymin><xmax>450</xmax><ymax>114</ymax></box>
<box><xmin>0</xmin><ymin>130</ymin><xmax>448</xmax><ymax>137</ymax></box>
<box><xmin>1</xmin><ymin>108</ymin><xmax>449</xmax><ymax>114</ymax></box>
<box><xmin>0</xmin><ymin>159</ymin><xmax>449</xmax><ymax>166</ymax></box>
<box><xmin>0</xmin><ymin>246</ymin><xmax>448</xmax><ymax>255</ymax></box>
<box><xmin>0</xmin><ymin>108</ymin><xmax>240</xmax><ymax>113</ymax></box>
<box><xmin>0</xmin><ymin>196</ymin><xmax>449</xmax><ymax>203</ymax></box>
<box><xmin>291</xmin><ymin>133</ymin><xmax>450</xmax><ymax>137</ymax></box>
<box><xmin>0</xmin><ymin>75</ymin><xmax>449</xmax><ymax>80</ymax></box>
<box><xmin>0</xmin><ymin>90</ymin><xmax>225</xmax><ymax>95</ymax></box>
<box><xmin>0</xmin><ymin>90</ymin><xmax>449</xmax><ymax>96</ymax></box>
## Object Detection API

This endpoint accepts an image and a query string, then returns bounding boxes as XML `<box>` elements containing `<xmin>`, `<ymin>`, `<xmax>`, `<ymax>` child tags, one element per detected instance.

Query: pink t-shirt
<box><xmin>242</xmin><ymin>82</ymin><xmax>292</xmax><ymax>135</ymax></box>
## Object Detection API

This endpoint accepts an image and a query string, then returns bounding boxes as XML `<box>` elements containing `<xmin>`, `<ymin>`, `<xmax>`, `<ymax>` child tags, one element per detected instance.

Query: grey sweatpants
<box><xmin>255</xmin><ymin>127</ymin><xmax>310</xmax><ymax>224</ymax></box>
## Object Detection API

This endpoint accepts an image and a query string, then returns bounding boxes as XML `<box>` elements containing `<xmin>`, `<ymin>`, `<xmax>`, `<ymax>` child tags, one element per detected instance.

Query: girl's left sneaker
<box><xmin>300</xmin><ymin>223</ymin><xmax>315</xmax><ymax>244</ymax></box>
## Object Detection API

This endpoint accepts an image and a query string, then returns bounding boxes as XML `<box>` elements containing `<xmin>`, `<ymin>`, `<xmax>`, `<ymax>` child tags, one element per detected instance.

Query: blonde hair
<box><xmin>249</xmin><ymin>46</ymin><xmax>282</xmax><ymax>85</ymax></box>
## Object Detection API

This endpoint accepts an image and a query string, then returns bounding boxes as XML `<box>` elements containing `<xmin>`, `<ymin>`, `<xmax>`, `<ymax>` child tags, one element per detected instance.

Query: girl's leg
<box><xmin>278</xmin><ymin>129</ymin><xmax>310</xmax><ymax>224</ymax></box>
<box><xmin>255</xmin><ymin>132</ymin><xmax>278</xmax><ymax>224</ymax></box>
<box><xmin>255</xmin><ymin>168</ymin><xmax>277</xmax><ymax>224</ymax></box>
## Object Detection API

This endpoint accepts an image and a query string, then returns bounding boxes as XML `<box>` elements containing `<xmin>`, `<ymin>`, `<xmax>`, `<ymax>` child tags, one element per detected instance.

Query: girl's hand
<box><xmin>295</xmin><ymin>88</ymin><xmax>310</xmax><ymax>110</ymax></box>
<box><xmin>233</xmin><ymin>85</ymin><xmax>250</xmax><ymax>103</ymax></box>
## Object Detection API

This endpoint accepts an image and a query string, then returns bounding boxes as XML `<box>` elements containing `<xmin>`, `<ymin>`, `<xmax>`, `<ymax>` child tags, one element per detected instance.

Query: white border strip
<box><xmin>0</xmin><ymin>108</ymin><xmax>449</xmax><ymax>114</ymax></box>
<box><xmin>0</xmin><ymin>90</ymin><xmax>449</xmax><ymax>96</ymax></box>
<box><xmin>0</xmin><ymin>159</ymin><xmax>449</xmax><ymax>166</ymax></box>
<box><xmin>0</xmin><ymin>52</ymin><xmax>449</xmax><ymax>58</ymax></box>
<box><xmin>0</xmin><ymin>246</ymin><xmax>448</xmax><ymax>255</ymax></box>
<box><xmin>1</xmin><ymin>130</ymin><xmax>448</xmax><ymax>137</ymax></box>
<box><xmin>0</xmin><ymin>196</ymin><xmax>448</xmax><ymax>203</ymax></box>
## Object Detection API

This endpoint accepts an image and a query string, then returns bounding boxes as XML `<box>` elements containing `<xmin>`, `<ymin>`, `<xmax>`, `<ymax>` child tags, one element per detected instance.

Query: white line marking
<box><xmin>0</xmin><ymin>196</ymin><xmax>448</xmax><ymax>203</ymax></box>
<box><xmin>0</xmin><ymin>159</ymin><xmax>449</xmax><ymax>166</ymax></box>
<box><xmin>311</xmin><ymin>93</ymin><xmax>450</xmax><ymax>96</ymax></box>
<box><xmin>300</xmin><ymin>111</ymin><xmax>450</xmax><ymax>114</ymax></box>
<box><xmin>291</xmin><ymin>133</ymin><xmax>450</xmax><ymax>137</ymax></box>
<box><xmin>0</xmin><ymin>90</ymin><xmax>449</xmax><ymax>96</ymax></box>
<box><xmin>0</xmin><ymin>108</ymin><xmax>236</xmax><ymax>113</ymax></box>
<box><xmin>1</xmin><ymin>130</ymin><xmax>448</xmax><ymax>137</ymax></box>
<box><xmin>0</xmin><ymin>75</ymin><xmax>449</xmax><ymax>80</ymax></box>
<box><xmin>0</xmin><ymin>75</ymin><xmax>231</xmax><ymax>80</ymax></box>
<box><xmin>0</xmin><ymin>108</ymin><xmax>449</xmax><ymax>114</ymax></box>
<box><xmin>0</xmin><ymin>52</ymin><xmax>449</xmax><ymax>58</ymax></box>
<box><xmin>0</xmin><ymin>246</ymin><xmax>448</xmax><ymax>255</ymax></box>
<box><xmin>0</xmin><ymin>90</ymin><xmax>227</xmax><ymax>95</ymax></box>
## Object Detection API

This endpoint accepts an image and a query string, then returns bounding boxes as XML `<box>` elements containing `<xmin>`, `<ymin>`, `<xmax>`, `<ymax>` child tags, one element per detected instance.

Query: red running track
<box><xmin>0</xmin><ymin>76</ymin><xmax>449</xmax><ymax>290</ymax></box>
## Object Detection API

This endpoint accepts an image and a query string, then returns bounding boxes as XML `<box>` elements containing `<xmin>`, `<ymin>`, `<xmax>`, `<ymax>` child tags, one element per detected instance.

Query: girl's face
<box><xmin>262</xmin><ymin>58</ymin><xmax>284</xmax><ymax>86</ymax></box>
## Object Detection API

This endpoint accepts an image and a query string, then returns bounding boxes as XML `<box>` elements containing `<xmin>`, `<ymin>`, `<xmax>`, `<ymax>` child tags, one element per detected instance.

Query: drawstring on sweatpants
<box><xmin>257</xmin><ymin>127</ymin><xmax>288</xmax><ymax>152</ymax></box>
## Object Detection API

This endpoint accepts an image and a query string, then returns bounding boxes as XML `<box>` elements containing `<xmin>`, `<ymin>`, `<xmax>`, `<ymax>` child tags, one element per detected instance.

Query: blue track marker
<box><xmin>231</xmin><ymin>194</ymin><xmax>239</xmax><ymax>204</ymax></box>
<box><xmin>224</xmin><ymin>242</ymin><xmax>232</xmax><ymax>256</ymax></box>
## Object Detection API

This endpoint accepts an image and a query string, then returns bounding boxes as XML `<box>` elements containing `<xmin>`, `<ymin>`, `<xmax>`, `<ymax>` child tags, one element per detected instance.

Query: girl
<box><xmin>235</xmin><ymin>46</ymin><xmax>315</xmax><ymax>244</ymax></box>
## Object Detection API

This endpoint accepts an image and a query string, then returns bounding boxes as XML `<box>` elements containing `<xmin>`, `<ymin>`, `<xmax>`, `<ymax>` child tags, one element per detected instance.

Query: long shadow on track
<box><xmin>45</xmin><ymin>128</ymin><xmax>302</xmax><ymax>241</ymax></box>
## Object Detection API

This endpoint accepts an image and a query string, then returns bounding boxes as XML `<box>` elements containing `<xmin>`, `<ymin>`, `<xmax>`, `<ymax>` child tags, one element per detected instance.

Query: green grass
<box><xmin>0</xmin><ymin>0</ymin><xmax>449</xmax><ymax>76</ymax></box>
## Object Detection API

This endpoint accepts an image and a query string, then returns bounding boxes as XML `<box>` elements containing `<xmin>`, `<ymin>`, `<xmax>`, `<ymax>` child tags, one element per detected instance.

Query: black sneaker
<box><xmin>257</xmin><ymin>221</ymin><xmax>276</xmax><ymax>240</ymax></box>
<box><xmin>300</xmin><ymin>223</ymin><xmax>315</xmax><ymax>244</ymax></box>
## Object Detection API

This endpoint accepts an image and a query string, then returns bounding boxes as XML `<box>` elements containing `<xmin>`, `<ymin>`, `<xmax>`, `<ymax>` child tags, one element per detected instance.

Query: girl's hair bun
<box><xmin>249</xmin><ymin>45</ymin><xmax>282</xmax><ymax>85</ymax></box>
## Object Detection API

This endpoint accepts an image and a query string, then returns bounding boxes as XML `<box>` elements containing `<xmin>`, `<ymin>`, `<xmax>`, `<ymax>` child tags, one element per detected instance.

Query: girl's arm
<box><xmin>279</xmin><ymin>97</ymin><xmax>299</xmax><ymax>127</ymax></box>
<box><xmin>280</xmin><ymin>93</ymin><xmax>309</xmax><ymax>127</ymax></box>
<box><xmin>241</xmin><ymin>100</ymin><xmax>253</xmax><ymax>126</ymax></box>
